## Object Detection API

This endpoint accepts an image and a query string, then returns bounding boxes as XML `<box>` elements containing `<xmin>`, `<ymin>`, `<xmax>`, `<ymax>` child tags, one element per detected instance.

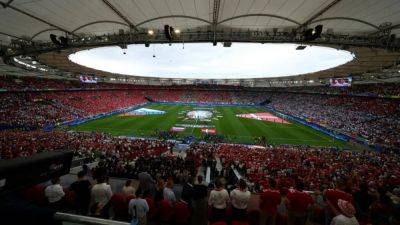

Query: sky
<box><xmin>68</xmin><ymin>43</ymin><xmax>354</xmax><ymax>79</ymax></box>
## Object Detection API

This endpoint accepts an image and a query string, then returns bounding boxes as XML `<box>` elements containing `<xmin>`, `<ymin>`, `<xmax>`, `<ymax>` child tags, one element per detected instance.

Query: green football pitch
<box><xmin>70</xmin><ymin>103</ymin><xmax>349</xmax><ymax>148</ymax></box>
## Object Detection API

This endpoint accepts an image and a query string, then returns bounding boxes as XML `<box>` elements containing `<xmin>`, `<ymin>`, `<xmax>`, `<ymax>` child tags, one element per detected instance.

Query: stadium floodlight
<box><xmin>147</xmin><ymin>29</ymin><xmax>154</xmax><ymax>36</ymax></box>
<box><xmin>174</xmin><ymin>29</ymin><xmax>181</xmax><ymax>34</ymax></box>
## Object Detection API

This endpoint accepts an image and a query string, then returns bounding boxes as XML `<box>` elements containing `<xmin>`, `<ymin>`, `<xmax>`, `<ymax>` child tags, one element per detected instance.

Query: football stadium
<box><xmin>0</xmin><ymin>1</ymin><xmax>400</xmax><ymax>225</ymax></box>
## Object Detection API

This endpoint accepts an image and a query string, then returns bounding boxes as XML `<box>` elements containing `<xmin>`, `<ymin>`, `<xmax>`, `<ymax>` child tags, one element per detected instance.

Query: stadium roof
<box><xmin>1</xmin><ymin>0</ymin><xmax>400</xmax><ymax>44</ymax></box>
<box><xmin>1</xmin><ymin>0</ymin><xmax>400</xmax><ymax>84</ymax></box>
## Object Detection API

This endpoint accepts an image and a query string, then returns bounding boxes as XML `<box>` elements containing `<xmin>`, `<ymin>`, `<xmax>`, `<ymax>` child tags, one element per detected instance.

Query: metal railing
<box><xmin>54</xmin><ymin>212</ymin><xmax>129</xmax><ymax>225</ymax></box>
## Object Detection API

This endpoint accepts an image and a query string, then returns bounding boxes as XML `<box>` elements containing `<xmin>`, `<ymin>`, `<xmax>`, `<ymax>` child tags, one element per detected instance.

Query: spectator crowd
<box><xmin>10</xmin><ymin>137</ymin><xmax>400</xmax><ymax>225</ymax></box>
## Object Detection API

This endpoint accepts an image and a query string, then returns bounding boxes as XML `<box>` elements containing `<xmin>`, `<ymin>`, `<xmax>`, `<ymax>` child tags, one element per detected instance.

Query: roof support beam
<box><xmin>212</xmin><ymin>0</ymin><xmax>221</xmax><ymax>44</ymax></box>
<box><xmin>4</xmin><ymin>4</ymin><xmax>77</xmax><ymax>37</ymax></box>
<box><xmin>0</xmin><ymin>0</ymin><xmax>15</xmax><ymax>8</ymax></box>
<box><xmin>101</xmin><ymin>0</ymin><xmax>138</xmax><ymax>32</ymax></box>
<box><xmin>30</xmin><ymin>28</ymin><xmax>63</xmax><ymax>41</ymax></box>
<box><xmin>136</xmin><ymin>15</ymin><xmax>211</xmax><ymax>27</ymax></box>
<box><xmin>0</xmin><ymin>31</ymin><xmax>31</xmax><ymax>42</ymax></box>
<box><xmin>72</xmin><ymin>20</ymin><xmax>129</xmax><ymax>33</ymax></box>
<box><xmin>218</xmin><ymin>14</ymin><xmax>301</xmax><ymax>25</ymax></box>
<box><xmin>310</xmin><ymin>17</ymin><xmax>380</xmax><ymax>30</ymax></box>
<box><xmin>298</xmin><ymin>0</ymin><xmax>343</xmax><ymax>30</ymax></box>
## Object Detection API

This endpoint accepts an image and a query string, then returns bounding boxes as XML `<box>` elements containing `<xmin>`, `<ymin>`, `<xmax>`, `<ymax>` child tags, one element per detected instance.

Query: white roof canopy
<box><xmin>1</xmin><ymin>0</ymin><xmax>400</xmax><ymax>44</ymax></box>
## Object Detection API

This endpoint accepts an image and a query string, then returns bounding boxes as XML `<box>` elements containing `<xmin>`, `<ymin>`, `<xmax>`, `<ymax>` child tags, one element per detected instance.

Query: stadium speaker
<box><xmin>50</xmin><ymin>34</ymin><xmax>61</xmax><ymax>46</ymax></box>
<box><xmin>58</xmin><ymin>36</ymin><xmax>68</xmax><ymax>47</ymax></box>
<box><xmin>164</xmin><ymin>25</ymin><xmax>174</xmax><ymax>41</ymax></box>
<box><xmin>0</xmin><ymin>151</ymin><xmax>73</xmax><ymax>193</ymax></box>
<box><xmin>389</xmin><ymin>34</ymin><xmax>396</xmax><ymax>43</ymax></box>
<box><xmin>304</xmin><ymin>25</ymin><xmax>323</xmax><ymax>41</ymax></box>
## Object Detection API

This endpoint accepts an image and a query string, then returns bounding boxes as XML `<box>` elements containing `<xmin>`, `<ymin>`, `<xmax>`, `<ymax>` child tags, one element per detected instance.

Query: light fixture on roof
<box><xmin>147</xmin><ymin>29</ymin><xmax>154</xmax><ymax>36</ymax></box>
<box><xmin>174</xmin><ymin>29</ymin><xmax>181</xmax><ymax>34</ymax></box>
<box><xmin>304</xmin><ymin>25</ymin><xmax>323</xmax><ymax>41</ymax></box>
<box><xmin>296</xmin><ymin>45</ymin><xmax>307</xmax><ymax>50</ymax></box>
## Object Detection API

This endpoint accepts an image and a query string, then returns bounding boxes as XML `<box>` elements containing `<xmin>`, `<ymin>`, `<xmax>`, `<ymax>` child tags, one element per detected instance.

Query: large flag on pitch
<box><xmin>170</xmin><ymin>127</ymin><xmax>185</xmax><ymax>132</ymax></box>
<box><xmin>201</xmin><ymin>128</ymin><xmax>216</xmax><ymax>135</ymax></box>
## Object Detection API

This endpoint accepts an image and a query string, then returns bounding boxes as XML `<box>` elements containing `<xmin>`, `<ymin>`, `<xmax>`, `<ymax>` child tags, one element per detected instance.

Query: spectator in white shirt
<box><xmin>122</xmin><ymin>180</ymin><xmax>135</xmax><ymax>196</ymax></box>
<box><xmin>330</xmin><ymin>199</ymin><xmax>359</xmax><ymax>225</ymax></box>
<box><xmin>230</xmin><ymin>179</ymin><xmax>251</xmax><ymax>221</ymax></box>
<box><xmin>129</xmin><ymin>190</ymin><xmax>149</xmax><ymax>225</ymax></box>
<box><xmin>208</xmin><ymin>178</ymin><xmax>229</xmax><ymax>222</ymax></box>
<box><xmin>44</xmin><ymin>177</ymin><xmax>65</xmax><ymax>210</ymax></box>
<box><xmin>163</xmin><ymin>179</ymin><xmax>176</xmax><ymax>204</ymax></box>
<box><xmin>91</xmin><ymin>176</ymin><xmax>113</xmax><ymax>206</ymax></box>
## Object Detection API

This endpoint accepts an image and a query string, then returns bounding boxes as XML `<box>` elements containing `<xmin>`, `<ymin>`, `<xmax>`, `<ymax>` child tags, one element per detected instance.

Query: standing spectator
<box><xmin>259</xmin><ymin>179</ymin><xmax>281</xmax><ymax>225</ymax></box>
<box><xmin>104</xmin><ymin>193</ymin><xmax>129</xmax><ymax>221</ymax></box>
<box><xmin>193</xmin><ymin>175</ymin><xmax>208</xmax><ymax>201</ymax></box>
<box><xmin>325</xmin><ymin>182</ymin><xmax>354</xmax><ymax>225</ymax></box>
<box><xmin>208</xmin><ymin>178</ymin><xmax>230</xmax><ymax>222</ymax></box>
<box><xmin>191</xmin><ymin>176</ymin><xmax>208</xmax><ymax>225</ymax></box>
<box><xmin>353</xmin><ymin>183</ymin><xmax>373</xmax><ymax>217</ymax></box>
<box><xmin>91</xmin><ymin>176</ymin><xmax>112</xmax><ymax>206</ymax></box>
<box><xmin>44</xmin><ymin>177</ymin><xmax>65</xmax><ymax>210</ymax></box>
<box><xmin>163</xmin><ymin>179</ymin><xmax>176</xmax><ymax>204</ymax></box>
<box><xmin>155</xmin><ymin>178</ymin><xmax>165</xmax><ymax>202</ymax></box>
<box><xmin>122</xmin><ymin>180</ymin><xmax>135</xmax><ymax>196</ymax></box>
<box><xmin>172</xmin><ymin>178</ymin><xmax>184</xmax><ymax>201</ymax></box>
<box><xmin>329</xmin><ymin>199</ymin><xmax>359</xmax><ymax>225</ymax></box>
<box><xmin>174</xmin><ymin>199</ymin><xmax>191</xmax><ymax>225</ymax></box>
<box><xmin>69</xmin><ymin>171</ymin><xmax>91</xmax><ymax>215</ymax></box>
<box><xmin>286</xmin><ymin>182</ymin><xmax>314</xmax><ymax>225</ymax></box>
<box><xmin>129</xmin><ymin>191</ymin><xmax>149</xmax><ymax>225</ymax></box>
<box><xmin>230</xmin><ymin>179</ymin><xmax>251</xmax><ymax>221</ymax></box>
<box><xmin>181</xmin><ymin>176</ymin><xmax>194</xmax><ymax>206</ymax></box>
<box><xmin>138</xmin><ymin>171</ymin><xmax>155</xmax><ymax>196</ymax></box>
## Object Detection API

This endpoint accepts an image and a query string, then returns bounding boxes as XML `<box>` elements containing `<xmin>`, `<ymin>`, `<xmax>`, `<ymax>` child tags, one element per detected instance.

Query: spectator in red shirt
<box><xmin>104</xmin><ymin>193</ymin><xmax>129</xmax><ymax>221</ymax></box>
<box><xmin>174</xmin><ymin>199</ymin><xmax>191</xmax><ymax>225</ymax></box>
<box><xmin>325</xmin><ymin>182</ymin><xmax>353</xmax><ymax>209</ymax></box>
<box><xmin>143</xmin><ymin>191</ymin><xmax>157</xmax><ymax>222</ymax></box>
<box><xmin>286</xmin><ymin>181</ymin><xmax>314</xmax><ymax>225</ymax></box>
<box><xmin>259</xmin><ymin>179</ymin><xmax>281</xmax><ymax>225</ymax></box>
<box><xmin>158</xmin><ymin>199</ymin><xmax>174</xmax><ymax>223</ymax></box>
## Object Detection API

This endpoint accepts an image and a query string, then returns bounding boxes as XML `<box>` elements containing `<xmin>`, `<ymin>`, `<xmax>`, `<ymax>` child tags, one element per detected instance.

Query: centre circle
<box><xmin>187</xmin><ymin>110</ymin><xmax>213</xmax><ymax>120</ymax></box>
